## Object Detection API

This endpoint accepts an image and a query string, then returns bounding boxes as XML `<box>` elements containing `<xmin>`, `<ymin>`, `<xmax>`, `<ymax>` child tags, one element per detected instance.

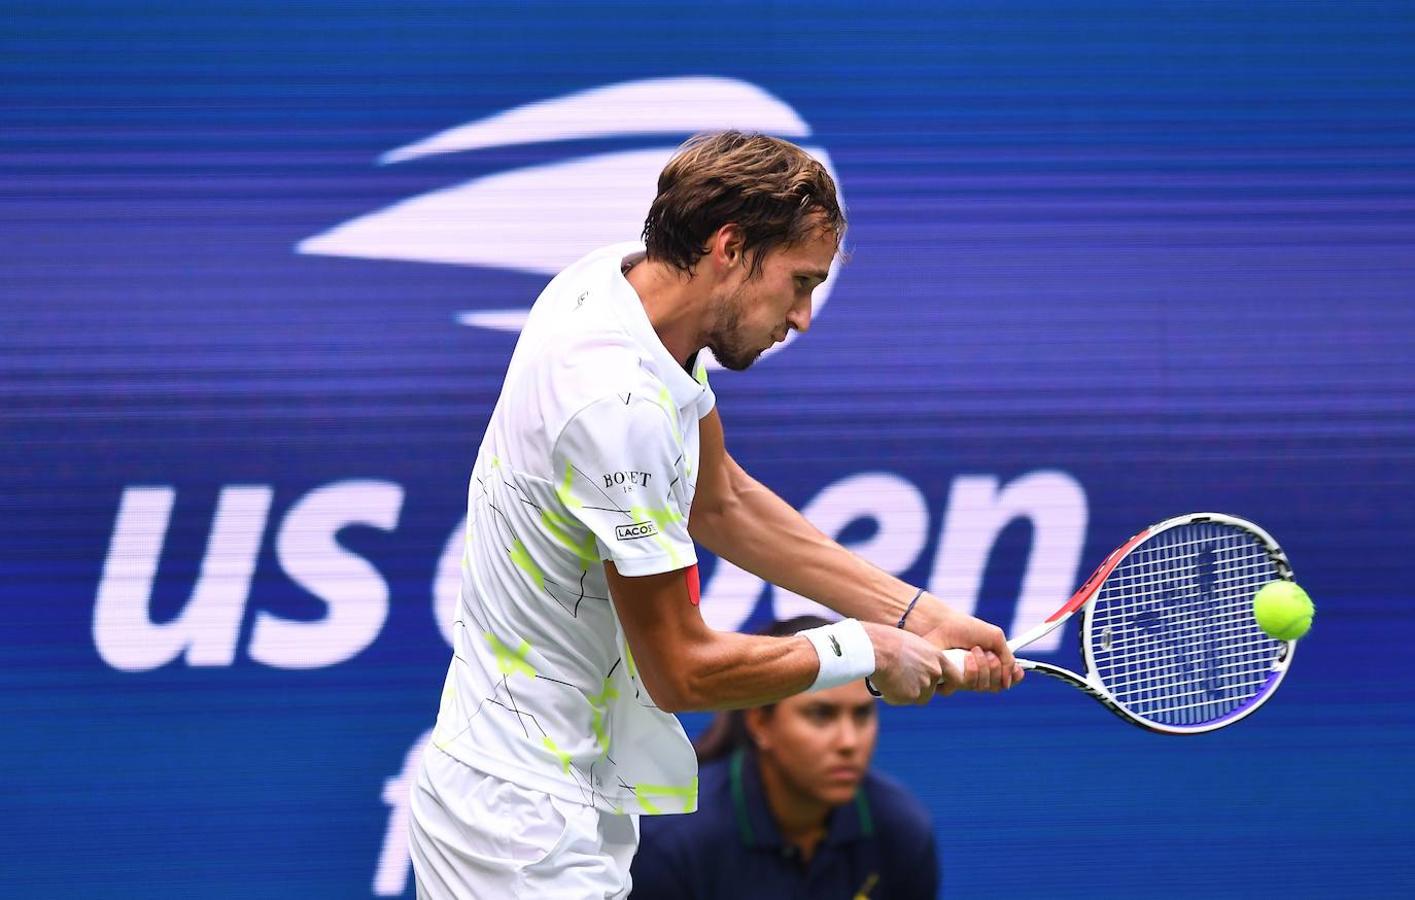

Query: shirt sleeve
<box><xmin>552</xmin><ymin>393</ymin><xmax>697</xmax><ymax>577</ymax></box>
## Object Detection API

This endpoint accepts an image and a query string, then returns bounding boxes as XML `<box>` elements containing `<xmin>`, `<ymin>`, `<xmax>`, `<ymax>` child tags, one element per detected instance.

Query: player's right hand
<box><xmin>860</xmin><ymin>622</ymin><xmax>946</xmax><ymax>705</ymax></box>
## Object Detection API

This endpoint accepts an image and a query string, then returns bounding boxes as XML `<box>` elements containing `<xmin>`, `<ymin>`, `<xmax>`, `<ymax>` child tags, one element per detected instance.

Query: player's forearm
<box><xmin>604</xmin><ymin>561</ymin><xmax>841</xmax><ymax>713</ymax></box>
<box><xmin>690</xmin><ymin>456</ymin><xmax>923</xmax><ymax>626</ymax></box>
<box><xmin>665</xmin><ymin>631</ymin><xmax>820</xmax><ymax>712</ymax></box>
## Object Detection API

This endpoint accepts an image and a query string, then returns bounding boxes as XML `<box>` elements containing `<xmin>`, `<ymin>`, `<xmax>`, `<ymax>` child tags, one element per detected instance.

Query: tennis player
<box><xmin>408</xmin><ymin>131</ymin><xmax>1021</xmax><ymax>899</ymax></box>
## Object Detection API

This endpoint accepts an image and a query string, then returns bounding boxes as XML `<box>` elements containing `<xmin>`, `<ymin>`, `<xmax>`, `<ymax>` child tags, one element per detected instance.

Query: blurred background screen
<box><xmin>3</xmin><ymin>1</ymin><xmax>1413</xmax><ymax>896</ymax></box>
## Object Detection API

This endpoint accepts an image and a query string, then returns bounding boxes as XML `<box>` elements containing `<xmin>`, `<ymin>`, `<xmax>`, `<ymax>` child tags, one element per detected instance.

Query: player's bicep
<box><xmin>603</xmin><ymin>561</ymin><xmax>709</xmax><ymax>712</ymax></box>
<box><xmin>688</xmin><ymin>408</ymin><xmax>740</xmax><ymax>550</ymax></box>
<box><xmin>691</xmin><ymin>408</ymin><xmax>728</xmax><ymax>514</ymax></box>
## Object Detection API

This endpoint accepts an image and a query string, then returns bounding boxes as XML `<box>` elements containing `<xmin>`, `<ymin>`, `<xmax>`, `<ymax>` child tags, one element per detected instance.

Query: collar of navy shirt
<box><xmin>728</xmin><ymin>746</ymin><xmax>876</xmax><ymax>851</ymax></box>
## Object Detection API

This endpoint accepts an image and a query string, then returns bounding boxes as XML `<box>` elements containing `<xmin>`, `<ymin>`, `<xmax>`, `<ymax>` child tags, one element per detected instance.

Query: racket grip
<box><xmin>943</xmin><ymin>647</ymin><xmax>1029</xmax><ymax>682</ymax></box>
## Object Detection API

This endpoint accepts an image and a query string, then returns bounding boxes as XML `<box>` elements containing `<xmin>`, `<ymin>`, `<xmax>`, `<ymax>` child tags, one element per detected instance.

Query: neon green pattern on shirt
<box><xmin>623</xmin><ymin>642</ymin><xmax>638</xmax><ymax>681</ymax></box>
<box><xmin>509</xmin><ymin>539</ymin><xmax>545</xmax><ymax>590</ymax></box>
<box><xmin>630</xmin><ymin>503</ymin><xmax>686</xmax><ymax>568</ymax></box>
<box><xmin>542</xmin><ymin>735</ymin><xmax>573</xmax><ymax>774</ymax></box>
<box><xmin>541</xmin><ymin>508</ymin><xmax>598</xmax><ymax>569</ymax></box>
<box><xmin>484</xmin><ymin>632</ymin><xmax>536</xmax><ymax>679</ymax></box>
<box><xmin>652</xmin><ymin>385</ymin><xmax>694</xmax><ymax>479</ymax></box>
<box><xmin>555</xmin><ymin>459</ymin><xmax>582</xmax><ymax>510</ymax></box>
<box><xmin>634</xmin><ymin>778</ymin><xmax>700</xmax><ymax>814</ymax></box>
<box><xmin>587</xmin><ymin>678</ymin><xmax>619</xmax><ymax>761</ymax></box>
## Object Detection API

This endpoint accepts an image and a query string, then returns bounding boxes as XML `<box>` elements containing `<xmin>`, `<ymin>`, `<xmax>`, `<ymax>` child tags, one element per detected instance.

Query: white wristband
<box><xmin>800</xmin><ymin>619</ymin><xmax>876</xmax><ymax>693</ymax></box>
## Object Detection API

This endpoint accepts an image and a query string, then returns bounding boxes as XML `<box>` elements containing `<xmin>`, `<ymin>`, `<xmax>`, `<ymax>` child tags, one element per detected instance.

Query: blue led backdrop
<box><xmin>4</xmin><ymin>2</ymin><xmax>1413</xmax><ymax>896</ymax></box>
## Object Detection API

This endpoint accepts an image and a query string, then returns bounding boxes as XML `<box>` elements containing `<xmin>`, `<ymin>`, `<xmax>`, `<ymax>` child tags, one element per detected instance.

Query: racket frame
<box><xmin>954</xmin><ymin>512</ymin><xmax>1297</xmax><ymax>734</ymax></box>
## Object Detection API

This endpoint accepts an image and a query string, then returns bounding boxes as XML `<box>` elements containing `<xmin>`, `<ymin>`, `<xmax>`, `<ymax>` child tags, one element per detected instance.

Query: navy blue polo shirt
<box><xmin>630</xmin><ymin>749</ymin><xmax>939</xmax><ymax>899</ymax></box>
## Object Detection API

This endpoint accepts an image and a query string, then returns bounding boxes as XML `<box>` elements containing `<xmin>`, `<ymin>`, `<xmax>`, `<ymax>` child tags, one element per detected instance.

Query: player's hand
<box><xmin>934</xmin><ymin>645</ymin><xmax>1024</xmax><ymax>695</ymax></box>
<box><xmin>922</xmin><ymin>608</ymin><xmax>1024</xmax><ymax>693</ymax></box>
<box><xmin>860</xmin><ymin>622</ymin><xmax>945</xmax><ymax>705</ymax></box>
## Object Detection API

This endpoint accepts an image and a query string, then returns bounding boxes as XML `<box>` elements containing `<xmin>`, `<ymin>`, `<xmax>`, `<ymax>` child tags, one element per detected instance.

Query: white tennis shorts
<box><xmin>409</xmin><ymin>746</ymin><xmax>639</xmax><ymax>899</ymax></box>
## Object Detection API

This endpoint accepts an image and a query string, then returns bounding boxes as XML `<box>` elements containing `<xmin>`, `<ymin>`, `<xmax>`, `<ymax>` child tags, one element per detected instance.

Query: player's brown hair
<box><xmin>641</xmin><ymin>131</ymin><xmax>845</xmax><ymax>277</ymax></box>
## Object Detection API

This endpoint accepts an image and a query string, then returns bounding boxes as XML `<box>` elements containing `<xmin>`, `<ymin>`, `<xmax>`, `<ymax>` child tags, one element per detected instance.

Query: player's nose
<box><xmin>787</xmin><ymin>298</ymin><xmax>812</xmax><ymax>334</ymax></box>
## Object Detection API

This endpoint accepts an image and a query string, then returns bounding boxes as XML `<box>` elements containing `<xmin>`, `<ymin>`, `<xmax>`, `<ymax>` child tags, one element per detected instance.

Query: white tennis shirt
<box><xmin>430</xmin><ymin>242</ymin><xmax>714</xmax><ymax>815</ymax></box>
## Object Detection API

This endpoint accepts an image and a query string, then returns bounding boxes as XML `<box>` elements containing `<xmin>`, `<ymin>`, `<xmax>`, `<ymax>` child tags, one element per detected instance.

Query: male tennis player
<box><xmin>409</xmin><ymin>131</ymin><xmax>1021</xmax><ymax>899</ymax></box>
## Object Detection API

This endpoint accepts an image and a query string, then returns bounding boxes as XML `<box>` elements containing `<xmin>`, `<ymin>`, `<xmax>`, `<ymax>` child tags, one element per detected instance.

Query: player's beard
<box><xmin>705</xmin><ymin>285</ymin><xmax>765</xmax><ymax>371</ymax></box>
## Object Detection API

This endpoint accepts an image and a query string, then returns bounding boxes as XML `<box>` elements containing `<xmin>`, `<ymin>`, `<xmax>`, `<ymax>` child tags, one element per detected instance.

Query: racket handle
<box><xmin>942</xmin><ymin>647</ymin><xmax>1033</xmax><ymax>679</ymax></box>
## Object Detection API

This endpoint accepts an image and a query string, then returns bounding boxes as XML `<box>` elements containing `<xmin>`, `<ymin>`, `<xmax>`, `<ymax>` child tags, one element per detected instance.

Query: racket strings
<box><xmin>1101</xmin><ymin>608</ymin><xmax>1278</xmax><ymax>670</ymax></box>
<box><xmin>1086</xmin><ymin>522</ymin><xmax>1284</xmax><ymax>727</ymax></box>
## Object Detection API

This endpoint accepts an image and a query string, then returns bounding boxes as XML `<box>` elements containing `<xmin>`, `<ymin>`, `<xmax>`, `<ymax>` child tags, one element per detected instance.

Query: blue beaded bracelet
<box><xmin>865</xmin><ymin>587</ymin><xmax>927</xmax><ymax>697</ymax></box>
<box><xmin>896</xmin><ymin>587</ymin><xmax>926</xmax><ymax>629</ymax></box>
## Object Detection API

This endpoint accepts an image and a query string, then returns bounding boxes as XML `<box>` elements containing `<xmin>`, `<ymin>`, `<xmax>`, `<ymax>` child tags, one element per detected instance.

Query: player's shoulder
<box><xmin>862</xmin><ymin>768</ymin><xmax>934</xmax><ymax>836</ymax></box>
<box><xmin>538</xmin><ymin>241</ymin><xmax>639</xmax><ymax>294</ymax></box>
<box><xmin>544</xmin><ymin>330</ymin><xmax>654</xmax><ymax>398</ymax></box>
<box><xmin>528</xmin><ymin>240</ymin><xmax>642</xmax><ymax>340</ymax></box>
<box><xmin>543</xmin><ymin>349</ymin><xmax>668</xmax><ymax>442</ymax></box>
<box><xmin>525</xmin><ymin>246</ymin><xmax>667</xmax><ymax>411</ymax></box>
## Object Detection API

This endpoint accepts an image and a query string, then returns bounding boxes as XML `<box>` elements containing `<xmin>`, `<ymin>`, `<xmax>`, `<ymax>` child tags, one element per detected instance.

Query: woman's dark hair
<box><xmin>641</xmin><ymin>131</ymin><xmax>846</xmax><ymax>278</ymax></box>
<box><xmin>692</xmin><ymin>614</ymin><xmax>837</xmax><ymax>764</ymax></box>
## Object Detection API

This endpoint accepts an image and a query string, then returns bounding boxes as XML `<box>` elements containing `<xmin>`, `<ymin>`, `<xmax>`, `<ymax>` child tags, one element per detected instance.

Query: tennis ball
<box><xmin>1252</xmin><ymin>581</ymin><xmax>1314</xmax><ymax>641</ymax></box>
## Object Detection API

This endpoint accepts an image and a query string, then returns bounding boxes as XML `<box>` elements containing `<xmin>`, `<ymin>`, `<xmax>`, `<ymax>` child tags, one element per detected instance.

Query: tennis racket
<box><xmin>945</xmin><ymin>512</ymin><xmax>1297</xmax><ymax>734</ymax></box>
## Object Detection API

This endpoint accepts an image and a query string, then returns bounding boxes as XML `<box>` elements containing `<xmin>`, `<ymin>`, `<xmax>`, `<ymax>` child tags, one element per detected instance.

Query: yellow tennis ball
<box><xmin>1253</xmin><ymin>581</ymin><xmax>1314</xmax><ymax>640</ymax></box>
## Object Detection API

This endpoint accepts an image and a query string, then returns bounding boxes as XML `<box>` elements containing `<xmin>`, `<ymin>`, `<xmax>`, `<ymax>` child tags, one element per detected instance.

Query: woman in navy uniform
<box><xmin>631</xmin><ymin>616</ymin><xmax>940</xmax><ymax>899</ymax></box>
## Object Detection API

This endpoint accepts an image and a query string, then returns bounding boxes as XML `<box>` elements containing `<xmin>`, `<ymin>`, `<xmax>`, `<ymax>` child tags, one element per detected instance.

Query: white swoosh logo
<box><xmin>297</xmin><ymin>76</ymin><xmax>841</xmax><ymax>362</ymax></box>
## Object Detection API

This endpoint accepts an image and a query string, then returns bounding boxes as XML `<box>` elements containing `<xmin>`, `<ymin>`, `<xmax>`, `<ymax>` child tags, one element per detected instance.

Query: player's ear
<box><xmin>708</xmin><ymin>223</ymin><xmax>747</xmax><ymax>271</ymax></box>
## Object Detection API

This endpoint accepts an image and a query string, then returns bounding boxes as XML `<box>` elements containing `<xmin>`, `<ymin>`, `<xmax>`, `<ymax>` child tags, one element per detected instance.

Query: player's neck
<box><xmin>624</xmin><ymin>257</ymin><xmax>711</xmax><ymax>367</ymax></box>
<box><xmin>754</xmin><ymin>755</ymin><xmax>831</xmax><ymax>863</ymax></box>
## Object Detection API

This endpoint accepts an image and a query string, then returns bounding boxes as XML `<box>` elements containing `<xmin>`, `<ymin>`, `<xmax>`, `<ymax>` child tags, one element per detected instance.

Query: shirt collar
<box><xmin>729</xmin><ymin>747</ymin><xmax>874</xmax><ymax>851</ymax></box>
<box><xmin>603</xmin><ymin>243</ymin><xmax>710</xmax><ymax>412</ymax></box>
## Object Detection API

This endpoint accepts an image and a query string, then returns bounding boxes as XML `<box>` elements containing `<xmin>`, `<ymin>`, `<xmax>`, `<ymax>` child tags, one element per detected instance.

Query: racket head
<box><xmin>1078</xmin><ymin>513</ymin><xmax>1295</xmax><ymax>734</ymax></box>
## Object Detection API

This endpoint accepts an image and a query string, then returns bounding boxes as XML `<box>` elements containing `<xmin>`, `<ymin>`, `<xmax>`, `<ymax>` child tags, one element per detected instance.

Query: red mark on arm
<box><xmin>684</xmin><ymin>564</ymin><xmax>701</xmax><ymax>606</ymax></box>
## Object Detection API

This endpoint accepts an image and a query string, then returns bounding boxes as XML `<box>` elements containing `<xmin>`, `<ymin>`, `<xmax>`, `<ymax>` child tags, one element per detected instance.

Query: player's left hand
<box><xmin>921</xmin><ymin>609</ymin><xmax>1024</xmax><ymax>693</ymax></box>
<box><xmin>932</xmin><ymin>644</ymin><xmax>1024</xmax><ymax>694</ymax></box>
